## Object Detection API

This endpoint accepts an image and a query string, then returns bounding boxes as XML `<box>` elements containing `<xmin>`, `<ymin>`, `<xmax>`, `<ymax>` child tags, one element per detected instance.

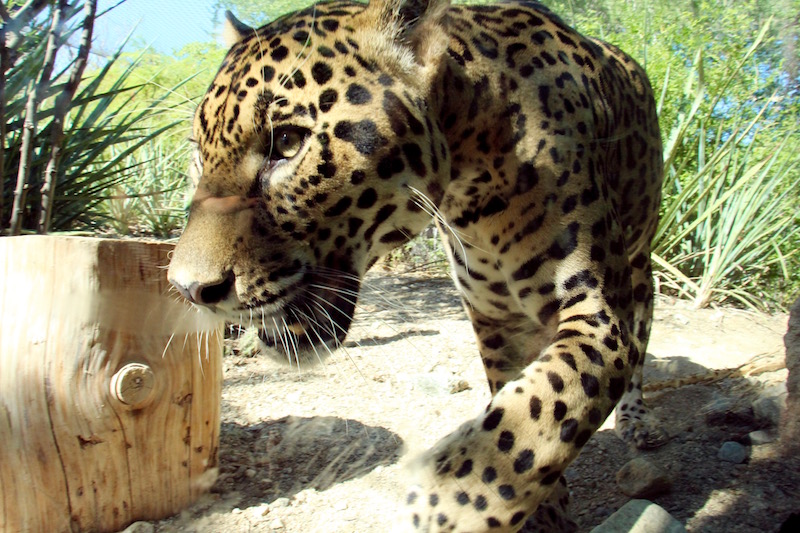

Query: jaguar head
<box><xmin>168</xmin><ymin>0</ymin><xmax>451</xmax><ymax>363</ymax></box>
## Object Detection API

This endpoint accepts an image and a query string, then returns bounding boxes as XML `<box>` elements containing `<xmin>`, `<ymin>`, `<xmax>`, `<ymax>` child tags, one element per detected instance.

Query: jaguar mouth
<box><xmin>249</xmin><ymin>271</ymin><xmax>361</xmax><ymax>364</ymax></box>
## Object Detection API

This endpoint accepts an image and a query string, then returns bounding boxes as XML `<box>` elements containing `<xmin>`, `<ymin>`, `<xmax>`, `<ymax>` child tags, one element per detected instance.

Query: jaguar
<box><xmin>168</xmin><ymin>0</ymin><xmax>665</xmax><ymax>530</ymax></box>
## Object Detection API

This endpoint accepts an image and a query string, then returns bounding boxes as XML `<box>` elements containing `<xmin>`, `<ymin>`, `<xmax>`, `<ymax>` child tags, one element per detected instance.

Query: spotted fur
<box><xmin>168</xmin><ymin>0</ymin><xmax>665</xmax><ymax>530</ymax></box>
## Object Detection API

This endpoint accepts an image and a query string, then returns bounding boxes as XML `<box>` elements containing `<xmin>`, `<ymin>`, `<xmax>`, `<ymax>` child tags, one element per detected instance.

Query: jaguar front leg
<box><xmin>406</xmin><ymin>304</ymin><xmax>638</xmax><ymax>532</ymax></box>
<box><xmin>469</xmin><ymin>312</ymin><xmax>556</xmax><ymax>396</ymax></box>
<box><xmin>614</xmin><ymin>247</ymin><xmax>669</xmax><ymax>449</ymax></box>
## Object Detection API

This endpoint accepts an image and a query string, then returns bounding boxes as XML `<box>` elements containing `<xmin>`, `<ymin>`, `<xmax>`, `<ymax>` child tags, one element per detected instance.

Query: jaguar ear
<box><xmin>361</xmin><ymin>0</ymin><xmax>451</xmax><ymax>67</ymax></box>
<box><xmin>390</xmin><ymin>0</ymin><xmax>450</xmax><ymax>34</ymax></box>
<box><xmin>222</xmin><ymin>10</ymin><xmax>255</xmax><ymax>48</ymax></box>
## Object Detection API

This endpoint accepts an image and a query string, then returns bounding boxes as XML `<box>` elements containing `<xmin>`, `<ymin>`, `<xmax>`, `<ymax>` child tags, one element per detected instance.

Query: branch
<box><xmin>7</xmin><ymin>0</ymin><xmax>50</xmax><ymax>20</ymax></box>
<box><xmin>39</xmin><ymin>0</ymin><xmax>97</xmax><ymax>233</ymax></box>
<box><xmin>8</xmin><ymin>1</ymin><xmax>67</xmax><ymax>235</ymax></box>
<box><xmin>4</xmin><ymin>0</ymin><xmax>51</xmax><ymax>54</ymax></box>
<box><xmin>0</xmin><ymin>11</ymin><xmax>9</xmax><ymax>237</ymax></box>
<box><xmin>0</xmin><ymin>16</ymin><xmax>7</xmax><ymax>229</ymax></box>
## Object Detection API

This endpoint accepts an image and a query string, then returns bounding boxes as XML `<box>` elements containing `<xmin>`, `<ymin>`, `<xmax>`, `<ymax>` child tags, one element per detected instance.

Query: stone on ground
<box><xmin>616</xmin><ymin>458</ymin><xmax>671</xmax><ymax>498</ymax></box>
<box><xmin>747</xmin><ymin>429</ymin><xmax>777</xmax><ymax>445</ymax></box>
<box><xmin>589</xmin><ymin>499</ymin><xmax>686</xmax><ymax>533</ymax></box>
<box><xmin>752</xmin><ymin>384</ymin><xmax>787</xmax><ymax>427</ymax></box>
<box><xmin>120</xmin><ymin>523</ymin><xmax>155</xmax><ymax>533</ymax></box>
<box><xmin>701</xmin><ymin>396</ymin><xmax>754</xmax><ymax>426</ymax></box>
<box><xmin>717</xmin><ymin>441</ymin><xmax>749</xmax><ymax>464</ymax></box>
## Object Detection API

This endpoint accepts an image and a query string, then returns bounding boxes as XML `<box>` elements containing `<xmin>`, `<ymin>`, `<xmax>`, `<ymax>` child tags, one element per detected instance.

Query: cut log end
<box><xmin>111</xmin><ymin>363</ymin><xmax>157</xmax><ymax>409</ymax></box>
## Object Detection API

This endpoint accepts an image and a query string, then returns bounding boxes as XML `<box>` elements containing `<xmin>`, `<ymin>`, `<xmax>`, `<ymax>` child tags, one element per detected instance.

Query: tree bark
<box><xmin>39</xmin><ymin>0</ymin><xmax>97</xmax><ymax>233</ymax></box>
<box><xmin>0</xmin><ymin>11</ymin><xmax>7</xmax><ymax>231</ymax></box>
<box><xmin>778</xmin><ymin>2</ymin><xmax>798</xmax><ymax>94</ymax></box>
<box><xmin>8</xmin><ymin>1</ymin><xmax>66</xmax><ymax>235</ymax></box>
<box><xmin>3</xmin><ymin>0</ymin><xmax>50</xmax><ymax>59</ymax></box>
<box><xmin>8</xmin><ymin>79</ymin><xmax>38</xmax><ymax>234</ymax></box>
<box><xmin>782</xmin><ymin>295</ymin><xmax>800</xmax><ymax>456</ymax></box>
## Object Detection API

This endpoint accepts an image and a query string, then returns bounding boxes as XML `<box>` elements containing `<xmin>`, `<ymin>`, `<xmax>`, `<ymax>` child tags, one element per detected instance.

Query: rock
<box><xmin>120</xmin><ymin>522</ymin><xmax>155</xmax><ymax>533</ymax></box>
<box><xmin>782</xmin><ymin>295</ymin><xmax>800</xmax><ymax>454</ymax></box>
<box><xmin>752</xmin><ymin>387</ymin><xmax>787</xmax><ymax>427</ymax></box>
<box><xmin>449</xmin><ymin>379</ymin><xmax>471</xmax><ymax>394</ymax></box>
<box><xmin>293</xmin><ymin>488</ymin><xmax>318</xmax><ymax>504</ymax></box>
<box><xmin>269</xmin><ymin>517</ymin><xmax>285</xmax><ymax>530</ymax></box>
<box><xmin>333</xmin><ymin>501</ymin><xmax>348</xmax><ymax>511</ymax></box>
<box><xmin>250</xmin><ymin>504</ymin><xmax>270</xmax><ymax>519</ymax></box>
<box><xmin>702</xmin><ymin>397</ymin><xmax>733</xmax><ymax>425</ymax></box>
<box><xmin>747</xmin><ymin>429</ymin><xmax>777</xmax><ymax>445</ymax></box>
<box><xmin>589</xmin><ymin>499</ymin><xmax>686</xmax><ymax>533</ymax></box>
<box><xmin>270</xmin><ymin>497</ymin><xmax>291</xmax><ymax>508</ymax></box>
<box><xmin>701</xmin><ymin>396</ymin><xmax>754</xmax><ymax>426</ymax></box>
<box><xmin>717</xmin><ymin>441</ymin><xmax>749</xmax><ymax>463</ymax></box>
<box><xmin>615</xmin><ymin>458</ymin><xmax>671</xmax><ymax>498</ymax></box>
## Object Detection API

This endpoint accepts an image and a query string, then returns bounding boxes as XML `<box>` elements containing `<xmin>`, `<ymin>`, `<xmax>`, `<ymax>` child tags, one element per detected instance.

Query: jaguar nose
<box><xmin>170</xmin><ymin>272</ymin><xmax>235</xmax><ymax>306</ymax></box>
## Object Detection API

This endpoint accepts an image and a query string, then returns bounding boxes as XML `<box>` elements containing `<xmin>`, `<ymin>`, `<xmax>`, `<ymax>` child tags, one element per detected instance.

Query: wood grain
<box><xmin>0</xmin><ymin>236</ymin><xmax>224</xmax><ymax>533</ymax></box>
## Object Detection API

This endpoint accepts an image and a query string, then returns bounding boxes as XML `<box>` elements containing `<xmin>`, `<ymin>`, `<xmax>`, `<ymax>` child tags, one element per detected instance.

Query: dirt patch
<box><xmin>147</xmin><ymin>272</ymin><xmax>798</xmax><ymax>533</ymax></box>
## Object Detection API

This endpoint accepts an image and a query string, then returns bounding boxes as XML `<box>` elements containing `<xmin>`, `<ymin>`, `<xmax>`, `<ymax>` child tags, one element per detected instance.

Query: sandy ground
<box><xmin>140</xmin><ymin>272</ymin><xmax>798</xmax><ymax>533</ymax></box>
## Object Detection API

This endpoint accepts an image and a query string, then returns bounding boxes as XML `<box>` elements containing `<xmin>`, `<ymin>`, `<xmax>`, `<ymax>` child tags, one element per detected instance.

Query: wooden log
<box><xmin>0</xmin><ymin>236</ymin><xmax>224</xmax><ymax>533</ymax></box>
<box><xmin>782</xmin><ymin>296</ymin><xmax>800</xmax><ymax>455</ymax></box>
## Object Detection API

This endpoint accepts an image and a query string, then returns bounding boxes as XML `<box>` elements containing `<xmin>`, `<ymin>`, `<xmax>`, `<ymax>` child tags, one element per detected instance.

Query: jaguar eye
<box><xmin>271</xmin><ymin>127</ymin><xmax>307</xmax><ymax>160</ymax></box>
